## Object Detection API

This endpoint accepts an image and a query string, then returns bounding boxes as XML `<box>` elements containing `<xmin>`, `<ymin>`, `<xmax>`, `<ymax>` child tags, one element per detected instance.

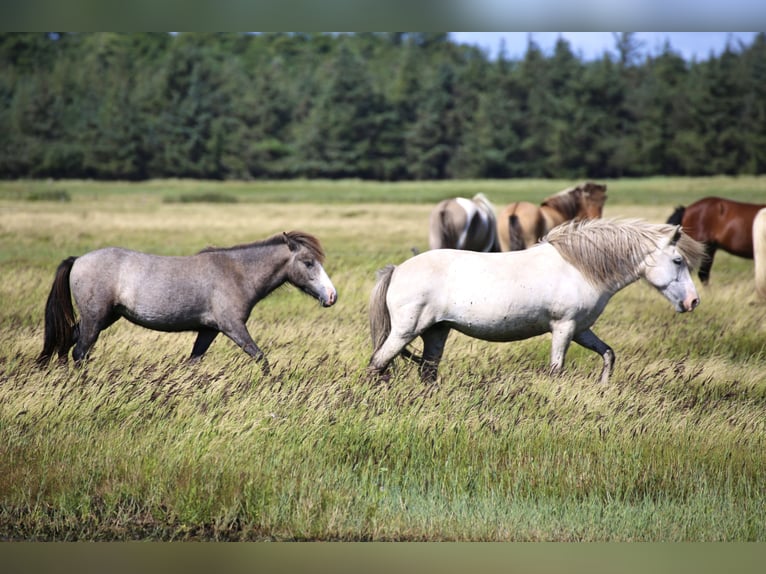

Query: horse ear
<box><xmin>671</xmin><ymin>225</ymin><xmax>683</xmax><ymax>245</ymax></box>
<box><xmin>283</xmin><ymin>232</ymin><xmax>298</xmax><ymax>252</ymax></box>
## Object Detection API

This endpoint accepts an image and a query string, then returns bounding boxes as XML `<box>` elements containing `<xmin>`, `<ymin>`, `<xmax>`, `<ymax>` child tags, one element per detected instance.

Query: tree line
<box><xmin>1</xmin><ymin>32</ymin><xmax>765</xmax><ymax>181</ymax></box>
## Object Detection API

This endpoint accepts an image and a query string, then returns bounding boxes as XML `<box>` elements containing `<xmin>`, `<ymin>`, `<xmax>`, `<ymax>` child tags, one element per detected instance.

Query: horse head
<box><xmin>283</xmin><ymin>231</ymin><xmax>337</xmax><ymax>307</ymax></box>
<box><xmin>642</xmin><ymin>225</ymin><xmax>704</xmax><ymax>313</ymax></box>
<box><xmin>578</xmin><ymin>181</ymin><xmax>607</xmax><ymax>219</ymax></box>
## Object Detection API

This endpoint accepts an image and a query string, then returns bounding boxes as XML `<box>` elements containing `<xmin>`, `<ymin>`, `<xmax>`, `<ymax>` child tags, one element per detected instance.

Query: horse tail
<box><xmin>369</xmin><ymin>265</ymin><xmax>395</xmax><ymax>353</ymax></box>
<box><xmin>37</xmin><ymin>256</ymin><xmax>78</xmax><ymax>366</ymax></box>
<box><xmin>369</xmin><ymin>264</ymin><xmax>424</xmax><ymax>365</ymax></box>
<box><xmin>667</xmin><ymin>205</ymin><xmax>686</xmax><ymax>226</ymax></box>
<box><xmin>508</xmin><ymin>213</ymin><xmax>526</xmax><ymax>251</ymax></box>
<box><xmin>754</xmin><ymin>208</ymin><xmax>766</xmax><ymax>299</ymax></box>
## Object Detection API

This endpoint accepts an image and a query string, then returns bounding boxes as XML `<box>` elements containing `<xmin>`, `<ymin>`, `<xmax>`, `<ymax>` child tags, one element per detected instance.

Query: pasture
<box><xmin>1</xmin><ymin>177</ymin><xmax>765</xmax><ymax>541</ymax></box>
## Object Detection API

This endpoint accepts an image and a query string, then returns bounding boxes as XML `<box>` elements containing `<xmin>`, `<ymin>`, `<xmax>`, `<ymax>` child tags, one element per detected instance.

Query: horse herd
<box><xmin>35</xmin><ymin>185</ymin><xmax>766</xmax><ymax>385</ymax></box>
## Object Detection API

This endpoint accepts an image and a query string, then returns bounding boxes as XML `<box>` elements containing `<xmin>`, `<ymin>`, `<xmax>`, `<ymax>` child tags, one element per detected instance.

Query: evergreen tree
<box><xmin>405</xmin><ymin>63</ymin><xmax>458</xmax><ymax>179</ymax></box>
<box><xmin>293</xmin><ymin>45</ymin><xmax>390</xmax><ymax>179</ymax></box>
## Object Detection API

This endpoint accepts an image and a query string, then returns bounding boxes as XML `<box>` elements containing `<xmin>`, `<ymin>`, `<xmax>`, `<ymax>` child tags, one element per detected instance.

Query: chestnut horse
<box><xmin>667</xmin><ymin>197</ymin><xmax>766</xmax><ymax>284</ymax></box>
<box><xmin>497</xmin><ymin>181</ymin><xmax>607</xmax><ymax>251</ymax></box>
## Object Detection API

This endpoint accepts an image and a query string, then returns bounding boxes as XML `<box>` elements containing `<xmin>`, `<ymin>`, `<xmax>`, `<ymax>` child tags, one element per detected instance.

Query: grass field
<box><xmin>1</xmin><ymin>177</ymin><xmax>765</xmax><ymax>541</ymax></box>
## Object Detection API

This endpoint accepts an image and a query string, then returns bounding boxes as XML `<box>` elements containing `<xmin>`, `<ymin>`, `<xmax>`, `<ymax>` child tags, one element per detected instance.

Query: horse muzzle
<box><xmin>680</xmin><ymin>293</ymin><xmax>700</xmax><ymax>313</ymax></box>
<box><xmin>322</xmin><ymin>288</ymin><xmax>338</xmax><ymax>307</ymax></box>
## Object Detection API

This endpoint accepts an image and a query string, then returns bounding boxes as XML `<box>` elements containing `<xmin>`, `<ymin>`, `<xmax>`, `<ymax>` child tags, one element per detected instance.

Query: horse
<box><xmin>428</xmin><ymin>193</ymin><xmax>500</xmax><ymax>252</ymax></box>
<box><xmin>368</xmin><ymin>219</ymin><xmax>704</xmax><ymax>385</ymax></box>
<box><xmin>497</xmin><ymin>181</ymin><xmax>607</xmax><ymax>251</ymax></box>
<box><xmin>667</xmin><ymin>196</ymin><xmax>766</xmax><ymax>284</ymax></box>
<box><xmin>36</xmin><ymin>231</ymin><xmax>338</xmax><ymax>374</ymax></box>
<box><xmin>754</xmin><ymin>208</ymin><xmax>766</xmax><ymax>299</ymax></box>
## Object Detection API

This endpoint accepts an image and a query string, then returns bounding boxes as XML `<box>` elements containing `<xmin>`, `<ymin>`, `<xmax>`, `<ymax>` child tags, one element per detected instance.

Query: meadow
<box><xmin>0</xmin><ymin>177</ymin><xmax>765</xmax><ymax>541</ymax></box>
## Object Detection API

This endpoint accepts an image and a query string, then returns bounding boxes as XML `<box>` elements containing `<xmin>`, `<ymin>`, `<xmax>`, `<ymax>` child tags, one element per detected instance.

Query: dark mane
<box><xmin>198</xmin><ymin>231</ymin><xmax>325</xmax><ymax>263</ymax></box>
<box><xmin>542</xmin><ymin>181</ymin><xmax>607</xmax><ymax>219</ymax></box>
<box><xmin>541</xmin><ymin>186</ymin><xmax>581</xmax><ymax>219</ymax></box>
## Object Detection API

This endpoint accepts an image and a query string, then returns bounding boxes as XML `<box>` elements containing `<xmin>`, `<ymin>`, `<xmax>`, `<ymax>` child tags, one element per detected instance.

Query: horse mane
<box><xmin>198</xmin><ymin>230</ymin><xmax>325</xmax><ymax>263</ymax></box>
<box><xmin>541</xmin><ymin>185</ymin><xmax>582</xmax><ymax>219</ymax></box>
<box><xmin>542</xmin><ymin>181</ymin><xmax>607</xmax><ymax>219</ymax></box>
<box><xmin>544</xmin><ymin>219</ymin><xmax>706</xmax><ymax>290</ymax></box>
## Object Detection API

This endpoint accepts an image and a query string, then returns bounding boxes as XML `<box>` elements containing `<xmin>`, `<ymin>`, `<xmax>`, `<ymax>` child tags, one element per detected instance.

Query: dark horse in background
<box><xmin>667</xmin><ymin>197</ymin><xmax>766</xmax><ymax>284</ymax></box>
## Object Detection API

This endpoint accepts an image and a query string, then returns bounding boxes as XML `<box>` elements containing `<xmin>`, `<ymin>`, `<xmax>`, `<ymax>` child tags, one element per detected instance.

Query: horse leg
<box><xmin>219</xmin><ymin>322</ymin><xmax>270</xmax><ymax>375</ymax></box>
<box><xmin>188</xmin><ymin>328</ymin><xmax>219</xmax><ymax>363</ymax></box>
<box><xmin>72</xmin><ymin>311</ymin><xmax>118</xmax><ymax>364</ymax></box>
<box><xmin>549</xmin><ymin>321</ymin><xmax>576</xmax><ymax>376</ymax></box>
<box><xmin>367</xmin><ymin>331</ymin><xmax>415</xmax><ymax>380</ymax></box>
<box><xmin>573</xmin><ymin>329</ymin><xmax>615</xmax><ymax>385</ymax></box>
<box><xmin>698</xmin><ymin>243</ymin><xmax>717</xmax><ymax>285</ymax></box>
<box><xmin>419</xmin><ymin>324</ymin><xmax>451</xmax><ymax>383</ymax></box>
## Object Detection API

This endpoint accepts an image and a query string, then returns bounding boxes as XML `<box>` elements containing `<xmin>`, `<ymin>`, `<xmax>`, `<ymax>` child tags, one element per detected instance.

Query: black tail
<box><xmin>667</xmin><ymin>205</ymin><xmax>686</xmax><ymax>225</ymax></box>
<box><xmin>37</xmin><ymin>256</ymin><xmax>78</xmax><ymax>366</ymax></box>
<box><xmin>508</xmin><ymin>213</ymin><xmax>526</xmax><ymax>251</ymax></box>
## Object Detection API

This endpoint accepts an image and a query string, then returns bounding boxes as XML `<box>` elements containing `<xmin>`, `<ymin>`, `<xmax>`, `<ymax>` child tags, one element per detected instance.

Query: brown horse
<box><xmin>428</xmin><ymin>193</ymin><xmax>500</xmax><ymax>252</ymax></box>
<box><xmin>497</xmin><ymin>182</ymin><xmax>607</xmax><ymax>251</ymax></box>
<box><xmin>667</xmin><ymin>197</ymin><xmax>766</xmax><ymax>284</ymax></box>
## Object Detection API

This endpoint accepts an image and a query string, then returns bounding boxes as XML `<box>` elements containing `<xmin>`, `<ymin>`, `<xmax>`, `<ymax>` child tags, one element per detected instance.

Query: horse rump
<box><xmin>37</xmin><ymin>256</ymin><xmax>79</xmax><ymax>366</ymax></box>
<box><xmin>368</xmin><ymin>264</ymin><xmax>423</xmax><ymax>368</ymax></box>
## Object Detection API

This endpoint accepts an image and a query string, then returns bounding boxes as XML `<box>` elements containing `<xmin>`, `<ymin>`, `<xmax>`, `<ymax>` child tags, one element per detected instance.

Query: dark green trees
<box><xmin>1</xmin><ymin>32</ymin><xmax>765</xmax><ymax>180</ymax></box>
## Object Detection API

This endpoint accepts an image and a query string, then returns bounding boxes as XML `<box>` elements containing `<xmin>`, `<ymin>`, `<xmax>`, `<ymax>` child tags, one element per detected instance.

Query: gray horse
<box><xmin>37</xmin><ymin>231</ymin><xmax>337</xmax><ymax>374</ymax></box>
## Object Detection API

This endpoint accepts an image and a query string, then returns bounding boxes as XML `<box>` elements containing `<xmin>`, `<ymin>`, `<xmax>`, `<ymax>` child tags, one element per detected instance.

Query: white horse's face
<box><xmin>643</xmin><ymin>239</ymin><xmax>700</xmax><ymax>313</ymax></box>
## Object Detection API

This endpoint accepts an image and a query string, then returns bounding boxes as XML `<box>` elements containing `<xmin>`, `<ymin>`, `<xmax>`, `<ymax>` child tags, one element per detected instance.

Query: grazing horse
<box><xmin>428</xmin><ymin>193</ymin><xmax>500</xmax><ymax>252</ymax></box>
<box><xmin>497</xmin><ymin>181</ymin><xmax>607</xmax><ymax>251</ymax></box>
<box><xmin>37</xmin><ymin>231</ymin><xmax>337</xmax><ymax>374</ymax></box>
<box><xmin>667</xmin><ymin>196</ymin><xmax>766</xmax><ymax>284</ymax></box>
<box><xmin>754</xmin><ymin>208</ymin><xmax>766</xmax><ymax>299</ymax></box>
<box><xmin>368</xmin><ymin>219</ymin><xmax>704</xmax><ymax>385</ymax></box>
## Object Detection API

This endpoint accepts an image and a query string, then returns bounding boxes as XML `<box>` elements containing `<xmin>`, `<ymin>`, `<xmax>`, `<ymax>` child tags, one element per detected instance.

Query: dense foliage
<box><xmin>2</xmin><ymin>32</ymin><xmax>766</xmax><ymax>180</ymax></box>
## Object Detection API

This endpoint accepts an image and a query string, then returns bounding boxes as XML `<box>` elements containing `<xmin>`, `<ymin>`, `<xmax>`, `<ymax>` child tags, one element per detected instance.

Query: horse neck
<box><xmin>226</xmin><ymin>243</ymin><xmax>292</xmax><ymax>299</ymax></box>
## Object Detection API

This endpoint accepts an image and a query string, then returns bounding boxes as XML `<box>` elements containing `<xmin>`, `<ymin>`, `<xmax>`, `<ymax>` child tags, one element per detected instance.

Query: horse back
<box><xmin>70</xmin><ymin>248</ymin><xmax>233</xmax><ymax>330</ymax></box>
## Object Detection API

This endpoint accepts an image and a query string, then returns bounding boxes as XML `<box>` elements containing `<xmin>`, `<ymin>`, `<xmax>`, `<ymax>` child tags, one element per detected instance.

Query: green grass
<box><xmin>1</xmin><ymin>178</ymin><xmax>765</xmax><ymax>540</ymax></box>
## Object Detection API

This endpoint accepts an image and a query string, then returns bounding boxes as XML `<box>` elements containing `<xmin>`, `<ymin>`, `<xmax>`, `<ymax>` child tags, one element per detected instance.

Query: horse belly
<box><xmin>445</xmin><ymin>295</ymin><xmax>553</xmax><ymax>342</ymax></box>
<box><xmin>118</xmin><ymin>302</ymin><xmax>208</xmax><ymax>332</ymax></box>
<box><xmin>117</xmin><ymin>271</ymin><xmax>213</xmax><ymax>332</ymax></box>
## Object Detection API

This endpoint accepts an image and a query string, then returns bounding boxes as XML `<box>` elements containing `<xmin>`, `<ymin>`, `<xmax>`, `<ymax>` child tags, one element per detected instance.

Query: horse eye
<box><xmin>673</xmin><ymin>256</ymin><xmax>683</xmax><ymax>266</ymax></box>
<box><xmin>303</xmin><ymin>260</ymin><xmax>314</xmax><ymax>269</ymax></box>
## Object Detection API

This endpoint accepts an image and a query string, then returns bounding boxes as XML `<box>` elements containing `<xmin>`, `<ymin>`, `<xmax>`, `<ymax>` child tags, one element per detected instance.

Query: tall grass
<box><xmin>1</xmin><ymin>179</ymin><xmax>765</xmax><ymax>540</ymax></box>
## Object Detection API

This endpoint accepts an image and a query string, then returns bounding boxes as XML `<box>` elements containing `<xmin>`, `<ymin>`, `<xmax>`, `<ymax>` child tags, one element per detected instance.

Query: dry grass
<box><xmin>1</xmin><ymin>179</ymin><xmax>765</xmax><ymax>540</ymax></box>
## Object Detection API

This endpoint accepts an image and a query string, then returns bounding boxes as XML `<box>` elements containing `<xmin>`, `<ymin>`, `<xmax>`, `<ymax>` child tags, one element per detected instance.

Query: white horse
<box><xmin>428</xmin><ymin>193</ymin><xmax>500</xmax><ymax>252</ymax></box>
<box><xmin>369</xmin><ymin>219</ymin><xmax>705</xmax><ymax>384</ymax></box>
<box><xmin>754</xmin><ymin>208</ymin><xmax>766</xmax><ymax>299</ymax></box>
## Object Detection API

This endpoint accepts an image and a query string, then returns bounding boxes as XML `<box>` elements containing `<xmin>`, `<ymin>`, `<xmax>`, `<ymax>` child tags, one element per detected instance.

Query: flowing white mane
<box><xmin>544</xmin><ymin>218</ymin><xmax>706</xmax><ymax>290</ymax></box>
